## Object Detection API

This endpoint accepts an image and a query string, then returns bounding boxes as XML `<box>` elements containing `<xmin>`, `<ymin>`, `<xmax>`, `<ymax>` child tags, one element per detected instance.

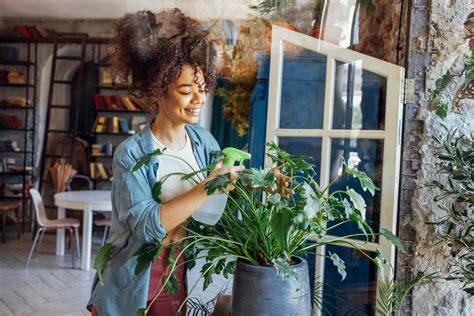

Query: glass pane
<box><xmin>278</xmin><ymin>137</ymin><xmax>322</xmax><ymax>184</ymax></box>
<box><xmin>323</xmin><ymin>245</ymin><xmax>377</xmax><ymax>315</ymax></box>
<box><xmin>332</xmin><ymin>61</ymin><xmax>386</xmax><ymax>130</ymax></box>
<box><xmin>327</xmin><ymin>138</ymin><xmax>383</xmax><ymax>241</ymax></box>
<box><xmin>280</xmin><ymin>47</ymin><xmax>326</xmax><ymax>129</ymax></box>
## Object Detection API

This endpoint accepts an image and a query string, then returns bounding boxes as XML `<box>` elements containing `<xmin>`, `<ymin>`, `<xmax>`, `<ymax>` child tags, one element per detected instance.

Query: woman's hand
<box><xmin>205</xmin><ymin>160</ymin><xmax>245</xmax><ymax>193</ymax></box>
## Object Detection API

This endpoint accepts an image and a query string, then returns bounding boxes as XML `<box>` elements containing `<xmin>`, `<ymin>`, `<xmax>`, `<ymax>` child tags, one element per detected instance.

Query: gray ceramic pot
<box><xmin>231</xmin><ymin>257</ymin><xmax>311</xmax><ymax>316</ymax></box>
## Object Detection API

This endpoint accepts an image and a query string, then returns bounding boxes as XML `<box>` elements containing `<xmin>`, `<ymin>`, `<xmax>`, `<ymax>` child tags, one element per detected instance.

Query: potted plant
<box><xmin>95</xmin><ymin>143</ymin><xmax>404</xmax><ymax>315</ymax></box>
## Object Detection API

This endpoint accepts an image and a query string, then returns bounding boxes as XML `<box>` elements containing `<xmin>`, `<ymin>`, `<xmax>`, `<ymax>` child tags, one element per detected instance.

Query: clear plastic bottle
<box><xmin>192</xmin><ymin>147</ymin><xmax>250</xmax><ymax>225</ymax></box>
<box><xmin>192</xmin><ymin>194</ymin><xmax>228</xmax><ymax>225</ymax></box>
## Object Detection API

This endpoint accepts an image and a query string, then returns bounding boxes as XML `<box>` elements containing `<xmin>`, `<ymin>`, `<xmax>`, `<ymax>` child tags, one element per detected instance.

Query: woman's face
<box><xmin>158</xmin><ymin>64</ymin><xmax>206</xmax><ymax>126</ymax></box>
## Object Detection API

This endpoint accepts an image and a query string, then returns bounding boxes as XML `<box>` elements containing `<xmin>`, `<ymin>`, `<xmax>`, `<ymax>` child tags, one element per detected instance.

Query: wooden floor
<box><xmin>0</xmin><ymin>228</ymin><xmax>231</xmax><ymax>316</ymax></box>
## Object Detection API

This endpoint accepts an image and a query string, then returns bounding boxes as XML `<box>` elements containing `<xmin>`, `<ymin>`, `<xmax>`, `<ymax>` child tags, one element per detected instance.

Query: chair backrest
<box><xmin>29</xmin><ymin>188</ymin><xmax>49</xmax><ymax>227</ymax></box>
<box><xmin>66</xmin><ymin>175</ymin><xmax>93</xmax><ymax>191</ymax></box>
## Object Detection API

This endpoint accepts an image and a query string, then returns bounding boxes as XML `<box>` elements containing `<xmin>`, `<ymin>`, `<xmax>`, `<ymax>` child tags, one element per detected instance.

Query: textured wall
<box><xmin>410</xmin><ymin>0</ymin><xmax>474</xmax><ymax>314</ymax></box>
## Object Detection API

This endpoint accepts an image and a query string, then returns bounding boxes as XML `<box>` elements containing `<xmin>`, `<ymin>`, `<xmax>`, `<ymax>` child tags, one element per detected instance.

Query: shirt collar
<box><xmin>138</xmin><ymin>123</ymin><xmax>202</xmax><ymax>155</ymax></box>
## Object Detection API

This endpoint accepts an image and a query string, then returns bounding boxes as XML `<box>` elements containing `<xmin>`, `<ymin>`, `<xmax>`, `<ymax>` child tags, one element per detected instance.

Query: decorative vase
<box><xmin>231</xmin><ymin>257</ymin><xmax>311</xmax><ymax>316</ymax></box>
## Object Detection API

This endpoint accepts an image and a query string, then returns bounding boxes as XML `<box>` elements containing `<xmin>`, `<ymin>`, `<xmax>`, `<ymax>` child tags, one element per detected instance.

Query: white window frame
<box><xmin>264</xmin><ymin>25</ymin><xmax>405</xmax><ymax>314</ymax></box>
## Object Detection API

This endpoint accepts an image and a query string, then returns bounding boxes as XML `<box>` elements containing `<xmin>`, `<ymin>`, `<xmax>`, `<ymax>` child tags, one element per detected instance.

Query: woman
<box><xmin>88</xmin><ymin>9</ymin><xmax>243</xmax><ymax>315</ymax></box>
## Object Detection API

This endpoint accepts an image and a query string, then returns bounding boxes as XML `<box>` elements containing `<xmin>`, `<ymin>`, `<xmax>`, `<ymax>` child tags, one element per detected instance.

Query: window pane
<box><xmin>332</xmin><ymin>61</ymin><xmax>387</xmax><ymax>130</ymax></box>
<box><xmin>323</xmin><ymin>245</ymin><xmax>377</xmax><ymax>315</ymax></box>
<box><xmin>278</xmin><ymin>137</ymin><xmax>322</xmax><ymax>184</ymax></box>
<box><xmin>279</xmin><ymin>47</ymin><xmax>326</xmax><ymax>129</ymax></box>
<box><xmin>327</xmin><ymin>138</ymin><xmax>384</xmax><ymax>241</ymax></box>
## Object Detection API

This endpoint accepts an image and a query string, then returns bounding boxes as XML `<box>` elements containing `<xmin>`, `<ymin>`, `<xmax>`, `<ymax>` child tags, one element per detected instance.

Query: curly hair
<box><xmin>110</xmin><ymin>9</ymin><xmax>218</xmax><ymax>117</ymax></box>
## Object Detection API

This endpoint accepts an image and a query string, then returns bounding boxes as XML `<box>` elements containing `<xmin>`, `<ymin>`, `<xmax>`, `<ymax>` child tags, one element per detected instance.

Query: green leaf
<box><xmin>201</xmin><ymin>262</ymin><xmax>215</xmax><ymax>291</ymax></box>
<box><xmin>151</xmin><ymin>181</ymin><xmax>162</xmax><ymax>203</ymax></box>
<box><xmin>249</xmin><ymin>168</ymin><xmax>276</xmax><ymax>190</ymax></box>
<box><xmin>380</xmin><ymin>228</ymin><xmax>406</xmax><ymax>253</ymax></box>
<box><xmin>434</xmin><ymin>101</ymin><xmax>449</xmax><ymax>119</ymax></box>
<box><xmin>346</xmin><ymin>188</ymin><xmax>367</xmax><ymax>220</ymax></box>
<box><xmin>272</xmin><ymin>257</ymin><xmax>299</xmax><ymax>288</ymax></box>
<box><xmin>341</xmin><ymin>198</ymin><xmax>353</xmax><ymax>219</ymax></box>
<box><xmin>93</xmin><ymin>242</ymin><xmax>113</xmax><ymax>287</ymax></box>
<box><xmin>269</xmin><ymin>208</ymin><xmax>292</xmax><ymax>253</ymax></box>
<box><xmin>302</xmin><ymin>182</ymin><xmax>320</xmax><ymax>219</ymax></box>
<box><xmin>205</xmin><ymin>173</ymin><xmax>232</xmax><ymax>195</ymax></box>
<box><xmin>329</xmin><ymin>252</ymin><xmax>346</xmax><ymax>281</ymax></box>
<box><xmin>223</xmin><ymin>260</ymin><xmax>236</xmax><ymax>279</ymax></box>
<box><xmin>136</xmin><ymin>308</ymin><xmax>147</xmax><ymax>316</ymax></box>
<box><xmin>345</xmin><ymin>167</ymin><xmax>377</xmax><ymax>196</ymax></box>
<box><xmin>268</xmin><ymin>193</ymin><xmax>281</xmax><ymax>205</ymax></box>
<box><xmin>133</xmin><ymin>242</ymin><xmax>162</xmax><ymax>276</ymax></box>
<box><xmin>131</xmin><ymin>148</ymin><xmax>165</xmax><ymax>172</ymax></box>
<box><xmin>374</xmin><ymin>256</ymin><xmax>385</xmax><ymax>277</ymax></box>
<box><xmin>162</xmin><ymin>272</ymin><xmax>179</xmax><ymax>295</ymax></box>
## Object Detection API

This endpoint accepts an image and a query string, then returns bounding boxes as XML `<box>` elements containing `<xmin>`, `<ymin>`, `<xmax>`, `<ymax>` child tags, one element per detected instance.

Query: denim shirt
<box><xmin>87</xmin><ymin>123</ymin><xmax>220</xmax><ymax>316</ymax></box>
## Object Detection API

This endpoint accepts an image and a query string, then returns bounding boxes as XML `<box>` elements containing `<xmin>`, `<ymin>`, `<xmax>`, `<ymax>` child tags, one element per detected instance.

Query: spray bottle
<box><xmin>192</xmin><ymin>147</ymin><xmax>251</xmax><ymax>225</ymax></box>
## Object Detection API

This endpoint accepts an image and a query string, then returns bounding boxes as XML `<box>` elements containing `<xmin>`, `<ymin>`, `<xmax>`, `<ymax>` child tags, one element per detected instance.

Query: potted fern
<box><xmin>95</xmin><ymin>142</ymin><xmax>404</xmax><ymax>315</ymax></box>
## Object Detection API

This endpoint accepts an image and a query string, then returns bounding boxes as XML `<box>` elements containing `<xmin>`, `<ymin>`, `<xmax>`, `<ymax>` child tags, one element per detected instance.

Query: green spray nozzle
<box><xmin>222</xmin><ymin>147</ymin><xmax>251</xmax><ymax>167</ymax></box>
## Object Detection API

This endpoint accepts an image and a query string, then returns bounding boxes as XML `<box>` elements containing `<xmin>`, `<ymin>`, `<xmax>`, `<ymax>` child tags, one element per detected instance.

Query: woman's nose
<box><xmin>192</xmin><ymin>91</ymin><xmax>204</xmax><ymax>104</ymax></box>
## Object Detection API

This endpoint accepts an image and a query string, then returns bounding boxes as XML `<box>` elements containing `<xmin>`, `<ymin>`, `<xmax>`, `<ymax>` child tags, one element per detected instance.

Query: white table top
<box><xmin>54</xmin><ymin>190</ymin><xmax>112</xmax><ymax>211</ymax></box>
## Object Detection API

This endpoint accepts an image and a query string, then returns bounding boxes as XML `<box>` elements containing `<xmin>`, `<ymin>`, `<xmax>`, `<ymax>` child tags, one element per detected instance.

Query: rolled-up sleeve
<box><xmin>113</xmin><ymin>158</ymin><xmax>167</xmax><ymax>243</ymax></box>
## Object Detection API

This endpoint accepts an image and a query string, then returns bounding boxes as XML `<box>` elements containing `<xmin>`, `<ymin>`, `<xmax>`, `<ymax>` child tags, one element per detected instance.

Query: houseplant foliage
<box><xmin>95</xmin><ymin>143</ymin><xmax>404</xmax><ymax>315</ymax></box>
<box><xmin>425</xmin><ymin>129</ymin><xmax>474</xmax><ymax>295</ymax></box>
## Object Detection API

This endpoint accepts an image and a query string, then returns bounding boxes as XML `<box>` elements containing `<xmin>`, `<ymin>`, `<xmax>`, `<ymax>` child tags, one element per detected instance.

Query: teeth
<box><xmin>186</xmin><ymin>108</ymin><xmax>201</xmax><ymax>113</ymax></box>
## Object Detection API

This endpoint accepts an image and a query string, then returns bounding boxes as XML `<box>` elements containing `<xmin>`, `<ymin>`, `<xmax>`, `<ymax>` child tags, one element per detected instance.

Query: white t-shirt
<box><xmin>152</xmin><ymin>131</ymin><xmax>201</xmax><ymax>203</ymax></box>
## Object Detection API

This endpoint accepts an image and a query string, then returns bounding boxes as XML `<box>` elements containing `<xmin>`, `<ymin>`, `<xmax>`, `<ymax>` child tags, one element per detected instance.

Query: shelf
<box><xmin>92</xmin><ymin>131</ymin><xmax>133</xmax><ymax>136</ymax></box>
<box><xmin>0</xmin><ymin>128</ymin><xmax>33</xmax><ymax>132</ymax></box>
<box><xmin>0</xmin><ymin>36</ymin><xmax>111</xmax><ymax>44</ymax></box>
<box><xmin>0</xmin><ymin>60</ymin><xmax>34</xmax><ymax>66</ymax></box>
<box><xmin>0</xmin><ymin>106</ymin><xmax>34</xmax><ymax>110</ymax></box>
<box><xmin>46</xmin><ymin>129</ymin><xmax>71</xmax><ymax>134</ymax></box>
<box><xmin>56</xmin><ymin>56</ymin><xmax>82</xmax><ymax>61</ymax></box>
<box><xmin>0</xmin><ymin>196</ymin><xmax>26</xmax><ymax>200</ymax></box>
<box><xmin>92</xmin><ymin>178</ymin><xmax>112</xmax><ymax>182</ymax></box>
<box><xmin>96</xmin><ymin>85</ymin><xmax>129</xmax><ymax>91</ymax></box>
<box><xmin>53</xmin><ymin>80</ymin><xmax>72</xmax><ymax>85</ymax></box>
<box><xmin>93</xmin><ymin>108</ymin><xmax>145</xmax><ymax>114</ymax></box>
<box><xmin>0</xmin><ymin>83</ymin><xmax>34</xmax><ymax>88</ymax></box>
<box><xmin>0</xmin><ymin>171</ymin><xmax>33</xmax><ymax>176</ymax></box>
<box><xmin>0</xmin><ymin>149</ymin><xmax>32</xmax><ymax>154</ymax></box>
<box><xmin>96</xmin><ymin>62</ymin><xmax>111</xmax><ymax>67</ymax></box>
<box><xmin>44</xmin><ymin>154</ymin><xmax>71</xmax><ymax>158</ymax></box>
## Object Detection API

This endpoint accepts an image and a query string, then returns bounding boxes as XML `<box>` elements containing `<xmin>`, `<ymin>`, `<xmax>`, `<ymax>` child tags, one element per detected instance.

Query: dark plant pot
<box><xmin>231</xmin><ymin>257</ymin><xmax>311</xmax><ymax>316</ymax></box>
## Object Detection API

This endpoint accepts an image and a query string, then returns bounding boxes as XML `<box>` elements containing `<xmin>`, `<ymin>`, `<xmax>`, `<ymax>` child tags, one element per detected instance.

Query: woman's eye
<box><xmin>179</xmin><ymin>91</ymin><xmax>192</xmax><ymax>95</ymax></box>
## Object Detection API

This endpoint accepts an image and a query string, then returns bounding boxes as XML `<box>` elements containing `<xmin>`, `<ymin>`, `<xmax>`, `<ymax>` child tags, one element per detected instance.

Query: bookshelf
<box><xmin>88</xmin><ymin>42</ymin><xmax>148</xmax><ymax>188</ymax></box>
<box><xmin>0</xmin><ymin>39</ymin><xmax>37</xmax><ymax>232</ymax></box>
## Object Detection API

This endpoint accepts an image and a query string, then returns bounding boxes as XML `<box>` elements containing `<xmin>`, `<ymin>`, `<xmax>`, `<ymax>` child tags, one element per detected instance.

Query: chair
<box><xmin>66</xmin><ymin>175</ymin><xmax>111</xmax><ymax>246</ymax></box>
<box><xmin>0</xmin><ymin>202</ymin><xmax>21</xmax><ymax>243</ymax></box>
<box><xmin>25</xmin><ymin>188</ymin><xmax>81</xmax><ymax>269</ymax></box>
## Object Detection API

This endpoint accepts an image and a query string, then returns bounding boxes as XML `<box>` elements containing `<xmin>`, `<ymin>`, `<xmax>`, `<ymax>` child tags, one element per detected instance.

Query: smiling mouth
<box><xmin>185</xmin><ymin>108</ymin><xmax>201</xmax><ymax>115</ymax></box>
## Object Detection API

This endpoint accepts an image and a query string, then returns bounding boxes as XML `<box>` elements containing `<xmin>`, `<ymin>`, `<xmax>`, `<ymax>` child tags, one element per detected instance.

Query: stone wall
<box><xmin>408</xmin><ymin>0</ymin><xmax>474</xmax><ymax>314</ymax></box>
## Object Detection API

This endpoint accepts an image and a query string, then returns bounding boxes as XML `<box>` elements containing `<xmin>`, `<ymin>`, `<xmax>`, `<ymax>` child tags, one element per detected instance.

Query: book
<box><xmin>122</xmin><ymin>97</ymin><xmax>137</xmax><ymax>111</ymax></box>
<box><xmin>0</xmin><ymin>140</ymin><xmax>20</xmax><ymax>151</ymax></box>
<box><xmin>91</xmin><ymin>144</ymin><xmax>103</xmax><ymax>157</ymax></box>
<box><xmin>112</xmin><ymin>116</ymin><xmax>119</xmax><ymax>134</ymax></box>
<box><xmin>89</xmin><ymin>162</ymin><xmax>96</xmax><ymax>179</ymax></box>
<box><xmin>119</xmin><ymin>118</ymin><xmax>130</xmax><ymax>134</ymax></box>
<box><xmin>94</xmin><ymin>117</ymin><xmax>106</xmax><ymax>133</ymax></box>
<box><xmin>2</xmin><ymin>157</ymin><xmax>16</xmax><ymax>172</ymax></box>
<box><xmin>16</xmin><ymin>25</ymin><xmax>31</xmax><ymax>38</ymax></box>
<box><xmin>26</xmin><ymin>25</ymin><xmax>42</xmax><ymax>38</ymax></box>
<box><xmin>112</xmin><ymin>95</ymin><xmax>127</xmax><ymax>111</ymax></box>
<box><xmin>96</xmin><ymin>162</ymin><xmax>109</xmax><ymax>180</ymax></box>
